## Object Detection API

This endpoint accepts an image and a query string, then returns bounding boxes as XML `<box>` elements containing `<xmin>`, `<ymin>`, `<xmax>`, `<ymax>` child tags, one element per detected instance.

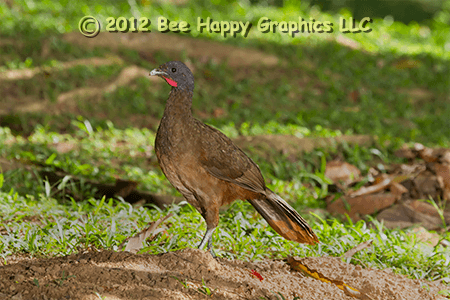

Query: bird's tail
<box><xmin>248</xmin><ymin>189</ymin><xmax>319</xmax><ymax>245</ymax></box>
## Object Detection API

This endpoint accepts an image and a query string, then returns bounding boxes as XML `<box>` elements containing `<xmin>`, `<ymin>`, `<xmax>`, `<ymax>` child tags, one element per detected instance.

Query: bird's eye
<box><xmin>172</xmin><ymin>68</ymin><xmax>177</xmax><ymax>72</ymax></box>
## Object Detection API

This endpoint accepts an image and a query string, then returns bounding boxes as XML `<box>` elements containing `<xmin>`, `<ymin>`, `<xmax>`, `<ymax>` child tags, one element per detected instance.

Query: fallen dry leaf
<box><xmin>408</xmin><ymin>227</ymin><xmax>440</xmax><ymax>246</ymax></box>
<box><xmin>389</xmin><ymin>182</ymin><xmax>409</xmax><ymax>200</ymax></box>
<box><xmin>376</xmin><ymin>202</ymin><xmax>442</xmax><ymax>230</ymax></box>
<box><xmin>120</xmin><ymin>213</ymin><xmax>173</xmax><ymax>253</ymax></box>
<box><xmin>439</xmin><ymin>151</ymin><xmax>450</xmax><ymax>165</ymax></box>
<box><xmin>412</xmin><ymin>171</ymin><xmax>441</xmax><ymax>200</ymax></box>
<box><xmin>349</xmin><ymin>176</ymin><xmax>392</xmax><ymax>197</ymax></box>
<box><xmin>434</xmin><ymin>163</ymin><xmax>450</xmax><ymax>200</ymax></box>
<box><xmin>418</xmin><ymin>147</ymin><xmax>437</xmax><ymax>163</ymax></box>
<box><xmin>409</xmin><ymin>200</ymin><xmax>450</xmax><ymax>225</ymax></box>
<box><xmin>394</xmin><ymin>147</ymin><xmax>416</xmax><ymax>160</ymax></box>
<box><xmin>325</xmin><ymin>160</ymin><xmax>361</xmax><ymax>186</ymax></box>
<box><xmin>327</xmin><ymin>193</ymin><xmax>396</xmax><ymax>220</ymax></box>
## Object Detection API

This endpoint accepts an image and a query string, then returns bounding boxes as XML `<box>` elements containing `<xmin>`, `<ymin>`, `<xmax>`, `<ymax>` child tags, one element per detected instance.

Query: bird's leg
<box><xmin>207</xmin><ymin>234</ymin><xmax>216</xmax><ymax>258</ymax></box>
<box><xmin>198</xmin><ymin>227</ymin><xmax>216</xmax><ymax>257</ymax></box>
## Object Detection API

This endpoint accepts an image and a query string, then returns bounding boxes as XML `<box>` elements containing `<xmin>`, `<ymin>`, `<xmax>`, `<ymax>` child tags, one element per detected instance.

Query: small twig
<box><xmin>343</xmin><ymin>240</ymin><xmax>373</xmax><ymax>259</ymax></box>
<box><xmin>119</xmin><ymin>213</ymin><xmax>173</xmax><ymax>252</ymax></box>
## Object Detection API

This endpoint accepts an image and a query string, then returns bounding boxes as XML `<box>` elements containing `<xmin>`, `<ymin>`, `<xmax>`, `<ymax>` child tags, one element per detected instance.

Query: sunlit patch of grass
<box><xmin>0</xmin><ymin>122</ymin><xmax>174</xmax><ymax>197</ymax></box>
<box><xmin>0</xmin><ymin>122</ymin><xmax>449</xmax><ymax>281</ymax></box>
<box><xmin>1</xmin><ymin>188</ymin><xmax>448</xmax><ymax>281</ymax></box>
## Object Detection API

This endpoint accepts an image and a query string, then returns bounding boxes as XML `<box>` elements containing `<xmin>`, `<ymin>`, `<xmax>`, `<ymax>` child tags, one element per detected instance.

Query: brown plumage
<box><xmin>150</xmin><ymin>61</ymin><xmax>319</xmax><ymax>256</ymax></box>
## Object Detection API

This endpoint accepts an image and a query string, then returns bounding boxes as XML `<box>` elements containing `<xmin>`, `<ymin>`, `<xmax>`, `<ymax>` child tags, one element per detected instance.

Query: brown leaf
<box><xmin>327</xmin><ymin>193</ymin><xmax>396</xmax><ymax>220</ymax></box>
<box><xmin>412</xmin><ymin>171</ymin><xmax>441</xmax><ymax>200</ymax></box>
<box><xmin>376</xmin><ymin>202</ymin><xmax>442</xmax><ymax>230</ymax></box>
<box><xmin>343</xmin><ymin>240</ymin><xmax>373</xmax><ymax>259</ymax></box>
<box><xmin>408</xmin><ymin>227</ymin><xmax>440</xmax><ymax>246</ymax></box>
<box><xmin>418</xmin><ymin>147</ymin><xmax>437</xmax><ymax>162</ymax></box>
<box><xmin>121</xmin><ymin>213</ymin><xmax>173</xmax><ymax>253</ymax></box>
<box><xmin>349</xmin><ymin>176</ymin><xmax>392</xmax><ymax>197</ymax></box>
<box><xmin>409</xmin><ymin>200</ymin><xmax>450</xmax><ymax>224</ymax></box>
<box><xmin>394</xmin><ymin>147</ymin><xmax>416</xmax><ymax>159</ymax></box>
<box><xmin>325</xmin><ymin>161</ymin><xmax>361</xmax><ymax>186</ymax></box>
<box><xmin>389</xmin><ymin>182</ymin><xmax>408</xmax><ymax>200</ymax></box>
<box><xmin>434</xmin><ymin>163</ymin><xmax>450</xmax><ymax>200</ymax></box>
<box><xmin>439</xmin><ymin>151</ymin><xmax>450</xmax><ymax>165</ymax></box>
<box><xmin>414</xmin><ymin>142</ymin><xmax>427</xmax><ymax>151</ymax></box>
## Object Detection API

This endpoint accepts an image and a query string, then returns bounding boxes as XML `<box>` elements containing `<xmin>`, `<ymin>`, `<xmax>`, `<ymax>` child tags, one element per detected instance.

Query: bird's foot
<box><xmin>198</xmin><ymin>227</ymin><xmax>217</xmax><ymax>258</ymax></box>
<box><xmin>207</xmin><ymin>246</ymin><xmax>216</xmax><ymax>258</ymax></box>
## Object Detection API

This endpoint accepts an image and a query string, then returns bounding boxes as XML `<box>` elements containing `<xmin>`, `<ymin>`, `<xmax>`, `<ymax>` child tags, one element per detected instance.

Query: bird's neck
<box><xmin>161</xmin><ymin>88</ymin><xmax>194</xmax><ymax>124</ymax></box>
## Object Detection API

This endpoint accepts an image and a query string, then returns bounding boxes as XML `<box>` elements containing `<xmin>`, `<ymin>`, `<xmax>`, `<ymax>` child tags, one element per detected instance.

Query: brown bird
<box><xmin>150</xmin><ymin>61</ymin><xmax>319</xmax><ymax>256</ymax></box>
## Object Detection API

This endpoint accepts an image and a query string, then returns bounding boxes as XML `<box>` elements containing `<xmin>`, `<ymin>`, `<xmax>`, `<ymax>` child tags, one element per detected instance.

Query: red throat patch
<box><xmin>163</xmin><ymin>77</ymin><xmax>178</xmax><ymax>87</ymax></box>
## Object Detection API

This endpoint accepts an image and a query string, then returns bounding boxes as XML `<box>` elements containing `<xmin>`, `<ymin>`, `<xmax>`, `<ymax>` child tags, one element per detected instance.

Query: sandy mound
<box><xmin>0</xmin><ymin>248</ymin><xmax>446</xmax><ymax>300</ymax></box>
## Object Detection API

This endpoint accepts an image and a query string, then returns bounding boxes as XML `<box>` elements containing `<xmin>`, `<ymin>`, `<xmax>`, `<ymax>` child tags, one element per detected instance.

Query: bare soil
<box><xmin>0</xmin><ymin>248</ymin><xmax>447</xmax><ymax>300</ymax></box>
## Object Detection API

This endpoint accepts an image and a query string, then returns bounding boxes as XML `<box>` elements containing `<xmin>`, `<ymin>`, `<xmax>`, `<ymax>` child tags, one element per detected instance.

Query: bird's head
<box><xmin>150</xmin><ymin>61</ymin><xmax>194</xmax><ymax>92</ymax></box>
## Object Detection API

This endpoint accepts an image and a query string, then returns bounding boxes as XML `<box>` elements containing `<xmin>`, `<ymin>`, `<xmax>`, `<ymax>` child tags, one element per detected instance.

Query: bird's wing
<box><xmin>194</xmin><ymin>120</ymin><xmax>266</xmax><ymax>195</ymax></box>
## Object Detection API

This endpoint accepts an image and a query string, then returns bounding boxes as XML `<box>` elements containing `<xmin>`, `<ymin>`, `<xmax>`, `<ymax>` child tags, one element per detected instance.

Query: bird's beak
<box><xmin>150</xmin><ymin>69</ymin><xmax>168</xmax><ymax>77</ymax></box>
<box><xmin>150</xmin><ymin>67</ymin><xmax>178</xmax><ymax>87</ymax></box>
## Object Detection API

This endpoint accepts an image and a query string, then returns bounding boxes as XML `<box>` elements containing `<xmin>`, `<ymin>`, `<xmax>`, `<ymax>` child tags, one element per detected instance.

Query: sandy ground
<box><xmin>0</xmin><ymin>248</ymin><xmax>447</xmax><ymax>300</ymax></box>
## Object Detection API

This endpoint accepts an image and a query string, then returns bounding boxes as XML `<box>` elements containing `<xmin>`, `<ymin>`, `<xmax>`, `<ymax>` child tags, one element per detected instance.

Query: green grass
<box><xmin>1</xmin><ymin>124</ymin><xmax>449</xmax><ymax>283</ymax></box>
<box><xmin>0</xmin><ymin>122</ymin><xmax>395</xmax><ymax>208</ymax></box>
<box><xmin>0</xmin><ymin>187</ymin><xmax>449</xmax><ymax>281</ymax></box>
<box><xmin>1</xmin><ymin>0</ymin><xmax>449</xmax><ymax>144</ymax></box>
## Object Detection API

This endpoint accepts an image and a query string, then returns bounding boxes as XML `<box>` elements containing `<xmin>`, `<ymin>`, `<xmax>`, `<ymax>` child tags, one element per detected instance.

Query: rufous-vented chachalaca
<box><xmin>150</xmin><ymin>61</ymin><xmax>319</xmax><ymax>256</ymax></box>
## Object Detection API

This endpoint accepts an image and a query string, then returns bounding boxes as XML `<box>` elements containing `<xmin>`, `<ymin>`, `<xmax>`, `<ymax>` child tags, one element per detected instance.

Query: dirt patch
<box><xmin>0</xmin><ymin>248</ymin><xmax>446</xmax><ymax>300</ymax></box>
<box><xmin>1</xmin><ymin>65</ymin><xmax>156</xmax><ymax>115</ymax></box>
<box><xmin>233</xmin><ymin>134</ymin><xmax>374</xmax><ymax>158</ymax></box>
<box><xmin>0</xmin><ymin>57</ymin><xmax>124</xmax><ymax>82</ymax></box>
<box><xmin>62</xmin><ymin>31</ymin><xmax>282</xmax><ymax>68</ymax></box>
